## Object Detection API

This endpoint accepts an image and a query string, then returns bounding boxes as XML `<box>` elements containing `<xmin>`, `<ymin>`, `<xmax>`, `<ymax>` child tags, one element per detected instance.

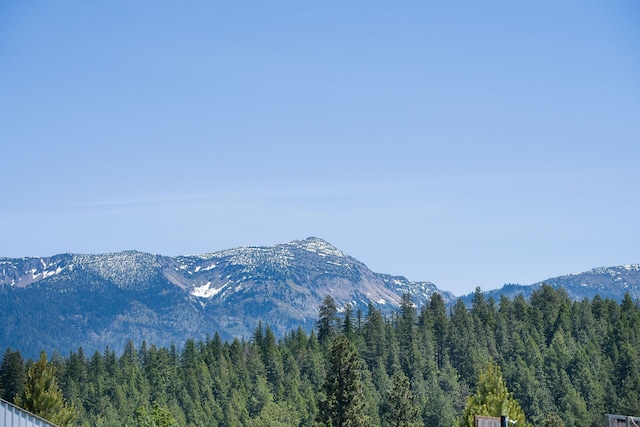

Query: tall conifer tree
<box><xmin>15</xmin><ymin>351</ymin><xmax>78</xmax><ymax>427</ymax></box>
<box><xmin>457</xmin><ymin>361</ymin><xmax>527</xmax><ymax>427</ymax></box>
<box><xmin>318</xmin><ymin>335</ymin><xmax>372</xmax><ymax>427</ymax></box>
<box><xmin>0</xmin><ymin>348</ymin><xmax>25</xmax><ymax>402</ymax></box>
<box><xmin>383</xmin><ymin>370</ymin><xmax>423</xmax><ymax>427</ymax></box>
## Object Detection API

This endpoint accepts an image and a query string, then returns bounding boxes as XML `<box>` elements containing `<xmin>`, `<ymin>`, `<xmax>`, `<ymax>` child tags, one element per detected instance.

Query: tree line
<box><xmin>1</xmin><ymin>285</ymin><xmax>640</xmax><ymax>426</ymax></box>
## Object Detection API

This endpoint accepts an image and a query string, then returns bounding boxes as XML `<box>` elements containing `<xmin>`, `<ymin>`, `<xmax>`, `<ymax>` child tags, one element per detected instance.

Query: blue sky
<box><xmin>1</xmin><ymin>1</ymin><xmax>639</xmax><ymax>296</ymax></box>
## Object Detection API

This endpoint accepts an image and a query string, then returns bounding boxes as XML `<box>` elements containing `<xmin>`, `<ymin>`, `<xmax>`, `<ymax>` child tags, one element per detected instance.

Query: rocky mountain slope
<box><xmin>0</xmin><ymin>237</ymin><xmax>452</xmax><ymax>357</ymax></box>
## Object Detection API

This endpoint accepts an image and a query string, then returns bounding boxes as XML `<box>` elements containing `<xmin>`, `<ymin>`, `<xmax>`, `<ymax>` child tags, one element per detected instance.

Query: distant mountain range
<box><xmin>1</xmin><ymin>237</ymin><xmax>638</xmax><ymax>358</ymax></box>
<box><xmin>0</xmin><ymin>237</ymin><xmax>452</xmax><ymax>357</ymax></box>
<box><xmin>459</xmin><ymin>264</ymin><xmax>640</xmax><ymax>305</ymax></box>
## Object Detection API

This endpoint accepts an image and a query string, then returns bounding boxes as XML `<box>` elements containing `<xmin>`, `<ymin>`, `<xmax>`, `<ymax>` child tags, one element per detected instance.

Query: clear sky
<box><xmin>1</xmin><ymin>1</ymin><xmax>639</xmax><ymax>296</ymax></box>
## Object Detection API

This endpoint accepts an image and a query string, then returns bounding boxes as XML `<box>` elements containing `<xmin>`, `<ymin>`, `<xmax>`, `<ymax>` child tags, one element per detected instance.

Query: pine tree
<box><xmin>383</xmin><ymin>369</ymin><xmax>423</xmax><ymax>427</ymax></box>
<box><xmin>15</xmin><ymin>351</ymin><xmax>78</xmax><ymax>427</ymax></box>
<box><xmin>541</xmin><ymin>413</ymin><xmax>565</xmax><ymax>427</ymax></box>
<box><xmin>343</xmin><ymin>303</ymin><xmax>356</xmax><ymax>340</ymax></box>
<box><xmin>262</xmin><ymin>326</ymin><xmax>285</xmax><ymax>396</ymax></box>
<box><xmin>428</xmin><ymin>293</ymin><xmax>448</xmax><ymax>369</ymax></box>
<box><xmin>361</xmin><ymin>302</ymin><xmax>386</xmax><ymax>373</ymax></box>
<box><xmin>457</xmin><ymin>361</ymin><xmax>527</xmax><ymax>427</ymax></box>
<box><xmin>317</xmin><ymin>335</ymin><xmax>372</xmax><ymax>427</ymax></box>
<box><xmin>135</xmin><ymin>402</ymin><xmax>179</xmax><ymax>427</ymax></box>
<box><xmin>0</xmin><ymin>348</ymin><xmax>26</xmax><ymax>402</ymax></box>
<box><xmin>448</xmin><ymin>298</ymin><xmax>481</xmax><ymax>387</ymax></box>
<box><xmin>423</xmin><ymin>360</ymin><xmax>466</xmax><ymax>427</ymax></box>
<box><xmin>397</xmin><ymin>293</ymin><xmax>421</xmax><ymax>378</ymax></box>
<box><xmin>317</xmin><ymin>295</ymin><xmax>340</xmax><ymax>346</ymax></box>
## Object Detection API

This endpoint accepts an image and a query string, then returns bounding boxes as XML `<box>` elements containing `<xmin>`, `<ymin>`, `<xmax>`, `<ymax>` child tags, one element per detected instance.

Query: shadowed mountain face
<box><xmin>0</xmin><ymin>237</ymin><xmax>452</xmax><ymax>358</ymax></box>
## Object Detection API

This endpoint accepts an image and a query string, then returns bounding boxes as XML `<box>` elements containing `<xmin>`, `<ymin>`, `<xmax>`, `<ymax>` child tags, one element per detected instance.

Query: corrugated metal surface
<box><xmin>0</xmin><ymin>398</ymin><xmax>59</xmax><ymax>427</ymax></box>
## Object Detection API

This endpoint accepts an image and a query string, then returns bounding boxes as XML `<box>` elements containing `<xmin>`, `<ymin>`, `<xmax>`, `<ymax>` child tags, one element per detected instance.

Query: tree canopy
<box><xmin>1</xmin><ymin>287</ymin><xmax>638</xmax><ymax>427</ymax></box>
<box><xmin>15</xmin><ymin>351</ymin><xmax>77</xmax><ymax>427</ymax></box>
<box><xmin>458</xmin><ymin>361</ymin><xmax>527</xmax><ymax>427</ymax></box>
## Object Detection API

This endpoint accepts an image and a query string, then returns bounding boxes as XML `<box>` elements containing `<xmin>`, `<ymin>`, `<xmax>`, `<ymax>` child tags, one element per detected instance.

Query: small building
<box><xmin>0</xmin><ymin>398</ymin><xmax>60</xmax><ymax>427</ymax></box>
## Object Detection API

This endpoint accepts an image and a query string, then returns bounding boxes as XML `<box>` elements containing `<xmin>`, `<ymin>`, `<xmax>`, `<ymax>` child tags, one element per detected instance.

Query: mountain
<box><xmin>4</xmin><ymin>236</ymin><xmax>637</xmax><ymax>358</ymax></box>
<box><xmin>0</xmin><ymin>237</ymin><xmax>453</xmax><ymax>358</ymax></box>
<box><xmin>459</xmin><ymin>264</ymin><xmax>640</xmax><ymax>305</ymax></box>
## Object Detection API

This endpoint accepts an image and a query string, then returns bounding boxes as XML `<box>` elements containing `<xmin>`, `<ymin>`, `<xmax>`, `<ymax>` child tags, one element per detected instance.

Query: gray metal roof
<box><xmin>0</xmin><ymin>398</ymin><xmax>60</xmax><ymax>427</ymax></box>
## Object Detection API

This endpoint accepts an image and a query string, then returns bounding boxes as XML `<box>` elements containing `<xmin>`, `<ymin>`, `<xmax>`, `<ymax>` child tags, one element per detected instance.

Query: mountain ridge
<box><xmin>0</xmin><ymin>237</ymin><xmax>453</xmax><ymax>358</ymax></box>
<box><xmin>2</xmin><ymin>237</ymin><xmax>638</xmax><ymax>358</ymax></box>
<box><xmin>458</xmin><ymin>263</ymin><xmax>640</xmax><ymax>306</ymax></box>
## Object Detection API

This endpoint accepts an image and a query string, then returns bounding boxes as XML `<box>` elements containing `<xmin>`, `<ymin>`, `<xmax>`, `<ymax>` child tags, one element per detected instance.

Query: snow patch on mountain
<box><xmin>191</xmin><ymin>281</ymin><xmax>229</xmax><ymax>298</ymax></box>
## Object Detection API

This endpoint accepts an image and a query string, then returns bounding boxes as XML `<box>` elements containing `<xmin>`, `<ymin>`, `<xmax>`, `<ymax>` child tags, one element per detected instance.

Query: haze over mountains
<box><xmin>1</xmin><ymin>237</ymin><xmax>638</xmax><ymax>358</ymax></box>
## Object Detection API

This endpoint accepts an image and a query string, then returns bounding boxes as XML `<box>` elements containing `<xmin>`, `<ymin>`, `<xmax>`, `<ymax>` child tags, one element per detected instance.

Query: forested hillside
<box><xmin>1</xmin><ymin>285</ymin><xmax>639</xmax><ymax>427</ymax></box>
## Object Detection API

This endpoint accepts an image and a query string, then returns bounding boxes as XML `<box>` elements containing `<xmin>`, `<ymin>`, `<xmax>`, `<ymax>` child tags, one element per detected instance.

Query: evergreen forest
<box><xmin>2</xmin><ymin>285</ymin><xmax>640</xmax><ymax>427</ymax></box>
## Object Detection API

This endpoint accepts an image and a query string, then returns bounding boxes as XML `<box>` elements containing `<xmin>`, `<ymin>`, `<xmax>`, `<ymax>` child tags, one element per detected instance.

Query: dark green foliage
<box><xmin>428</xmin><ymin>292</ymin><xmax>448</xmax><ymax>369</ymax></box>
<box><xmin>382</xmin><ymin>370</ymin><xmax>422</xmax><ymax>427</ymax></box>
<box><xmin>343</xmin><ymin>303</ymin><xmax>356</xmax><ymax>340</ymax></box>
<box><xmin>317</xmin><ymin>295</ymin><xmax>340</xmax><ymax>346</ymax></box>
<box><xmin>0</xmin><ymin>348</ymin><xmax>26</xmax><ymax>402</ymax></box>
<box><xmin>541</xmin><ymin>413</ymin><xmax>566</xmax><ymax>427</ymax></box>
<box><xmin>318</xmin><ymin>335</ymin><xmax>372</xmax><ymax>427</ymax></box>
<box><xmin>2</xmin><ymin>287</ymin><xmax>639</xmax><ymax>427</ymax></box>
<box><xmin>397</xmin><ymin>293</ymin><xmax>422</xmax><ymax>379</ymax></box>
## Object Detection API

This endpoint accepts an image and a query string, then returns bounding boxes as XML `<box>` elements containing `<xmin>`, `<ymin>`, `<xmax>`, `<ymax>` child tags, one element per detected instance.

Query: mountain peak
<box><xmin>290</xmin><ymin>237</ymin><xmax>349</xmax><ymax>258</ymax></box>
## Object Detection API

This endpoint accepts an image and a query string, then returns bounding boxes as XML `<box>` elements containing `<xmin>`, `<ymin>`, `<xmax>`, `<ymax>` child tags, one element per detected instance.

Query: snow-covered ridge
<box><xmin>563</xmin><ymin>264</ymin><xmax>640</xmax><ymax>287</ymax></box>
<box><xmin>294</xmin><ymin>237</ymin><xmax>348</xmax><ymax>258</ymax></box>
<box><xmin>0</xmin><ymin>252</ymin><xmax>166</xmax><ymax>288</ymax></box>
<box><xmin>177</xmin><ymin>238</ymin><xmax>347</xmax><ymax>276</ymax></box>
<box><xmin>0</xmin><ymin>255</ymin><xmax>72</xmax><ymax>287</ymax></box>
<box><xmin>72</xmin><ymin>251</ymin><xmax>162</xmax><ymax>288</ymax></box>
<box><xmin>570</xmin><ymin>264</ymin><xmax>640</xmax><ymax>277</ymax></box>
<box><xmin>182</xmin><ymin>246</ymin><xmax>295</xmax><ymax>275</ymax></box>
<box><xmin>599</xmin><ymin>264</ymin><xmax>640</xmax><ymax>274</ymax></box>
